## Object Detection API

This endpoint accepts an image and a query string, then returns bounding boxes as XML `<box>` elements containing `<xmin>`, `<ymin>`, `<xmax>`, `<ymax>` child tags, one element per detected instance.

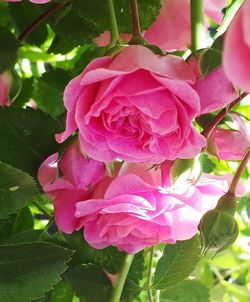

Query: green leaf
<box><xmin>32</xmin><ymin>280</ymin><xmax>74</xmax><ymax>302</ymax></box>
<box><xmin>115</xmin><ymin>0</ymin><xmax>162</xmax><ymax>33</ymax></box>
<box><xmin>199</xmin><ymin>154</ymin><xmax>216</xmax><ymax>173</ymax></box>
<box><xmin>65</xmin><ymin>264</ymin><xmax>112</xmax><ymax>302</ymax></box>
<box><xmin>199</xmin><ymin>48</ymin><xmax>222</xmax><ymax>75</ymax></box>
<box><xmin>33</xmin><ymin>69</ymin><xmax>71</xmax><ymax>118</ymax></box>
<box><xmin>13</xmin><ymin>78</ymin><xmax>34</xmax><ymax>108</ymax></box>
<box><xmin>0</xmin><ymin>25</ymin><xmax>20</xmax><ymax>73</ymax></box>
<box><xmin>152</xmin><ymin>236</ymin><xmax>201</xmax><ymax>290</ymax></box>
<box><xmin>0</xmin><ymin>162</ymin><xmax>38</xmax><ymax>219</ymax></box>
<box><xmin>0</xmin><ymin>242</ymin><xmax>73</xmax><ymax>302</ymax></box>
<box><xmin>0</xmin><ymin>207</ymin><xmax>34</xmax><ymax>240</ymax></box>
<box><xmin>64</xmin><ymin>232</ymin><xmax>125</xmax><ymax>273</ymax></box>
<box><xmin>9</xmin><ymin>1</ymin><xmax>48</xmax><ymax>46</ymax></box>
<box><xmin>160</xmin><ymin>280</ymin><xmax>210</xmax><ymax>302</ymax></box>
<box><xmin>0</xmin><ymin>107</ymin><xmax>62</xmax><ymax>177</ymax></box>
<box><xmin>48</xmin><ymin>280</ymin><xmax>74</xmax><ymax>302</ymax></box>
<box><xmin>0</xmin><ymin>230</ymin><xmax>42</xmax><ymax>245</ymax></box>
<box><xmin>51</xmin><ymin>0</ymin><xmax>161</xmax><ymax>45</ymax></box>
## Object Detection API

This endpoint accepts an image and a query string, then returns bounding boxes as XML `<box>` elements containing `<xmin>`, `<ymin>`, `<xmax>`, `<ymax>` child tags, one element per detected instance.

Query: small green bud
<box><xmin>198</xmin><ymin>193</ymin><xmax>239</xmax><ymax>256</ymax></box>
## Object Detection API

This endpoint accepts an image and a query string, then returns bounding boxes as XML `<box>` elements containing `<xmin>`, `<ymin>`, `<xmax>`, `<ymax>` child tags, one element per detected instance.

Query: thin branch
<box><xmin>18</xmin><ymin>2</ymin><xmax>67</xmax><ymax>42</ymax></box>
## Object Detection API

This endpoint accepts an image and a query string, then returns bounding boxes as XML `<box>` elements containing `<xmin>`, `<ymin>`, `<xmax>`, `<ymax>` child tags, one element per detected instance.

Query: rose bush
<box><xmin>38</xmin><ymin>140</ymin><xmax>106</xmax><ymax>233</ymax></box>
<box><xmin>56</xmin><ymin>45</ymin><xmax>237</xmax><ymax>164</ymax></box>
<box><xmin>223</xmin><ymin>0</ymin><xmax>250</xmax><ymax>92</ymax></box>
<box><xmin>75</xmin><ymin>162</ymin><xmax>242</xmax><ymax>254</ymax></box>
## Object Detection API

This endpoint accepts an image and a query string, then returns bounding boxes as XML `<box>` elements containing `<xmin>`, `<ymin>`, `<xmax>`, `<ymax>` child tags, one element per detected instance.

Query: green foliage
<box><xmin>65</xmin><ymin>264</ymin><xmax>112</xmax><ymax>302</ymax></box>
<box><xmin>0</xmin><ymin>25</ymin><xmax>20</xmax><ymax>73</ymax></box>
<box><xmin>153</xmin><ymin>236</ymin><xmax>201</xmax><ymax>290</ymax></box>
<box><xmin>160</xmin><ymin>280</ymin><xmax>210</xmax><ymax>302</ymax></box>
<box><xmin>0</xmin><ymin>242</ymin><xmax>73</xmax><ymax>302</ymax></box>
<box><xmin>0</xmin><ymin>1</ymin><xmax>249</xmax><ymax>302</ymax></box>
<box><xmin>0</xmin><ymin>162</ymin><xmax>38</xmax><ymax>219</ymax></box>
<box><xmin>200</xmin><ymin>154</ymin><xmax>216</xmax><ymax>173</ymax></box>
<box><xmin>0</xmin><ymin>207</ymin><xmax>34</xmax><ymax>239</ymax></box>
<box><xmin>50</xmin><ymin>0</ymin><xmax>161</xmax><ymax>47</ymax></box>
<box><xmin>9</xmin><ymin>1</ymin><xmax>48</xmax><ymax>45</ymax></box>
<box><xmin>33</xmin><ymin>69</ymin><xmax>71</xmax><ymax>118</ymax></box>
<box><xmin>0</xmin><ymin>107</ymin><xmax>62</xmax><ymax>177</ymax></box>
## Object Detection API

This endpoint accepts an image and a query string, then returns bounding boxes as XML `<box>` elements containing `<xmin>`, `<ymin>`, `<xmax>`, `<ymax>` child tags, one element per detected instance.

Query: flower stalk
<box><xmin>147</xmin><ymin>247</ymin><xmax>155</xmax><ymax>302</ymax></box>
<box><xmin>228</xmin><ymin>147</ymin><xmax>250</xmax><ymax>195</ymax></box>
<box><xmin>190</xmin><ymin>0</ymin><xmax>205</xmax><ymax>51</ymax></box>
<box><xmin>18</xmin><ymin>2</ymin><xmax>67</xmax><ymax>42</ymax></box>
<box><xmin>107</xmin><ymin>0</ymin><xmax>120</xmax><ymax>46</ymax></box>
<box><xmin>129</xmin><ymin>0</ymin><xmax>146</xmax><ymax>45</ymax></box>
<box><xmin>201</xmin><ymin>93</ymin><xmax>246</xmax><ymax>140</ymax></box>
<box><xmin>110</xmin><ymin>253</ymin><xmax>134</xmax><ymax>302</ymax></box>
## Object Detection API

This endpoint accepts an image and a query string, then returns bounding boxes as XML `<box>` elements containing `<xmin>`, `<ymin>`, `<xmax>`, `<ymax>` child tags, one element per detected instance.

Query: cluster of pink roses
<box><xmin>38</xmin><ymin>43</ymin><xmax>247</xmax><ymax>253</ymax></box>
<box><xmin>38</xmin><ymin>142</ymin><xmax>244</xmax><ymax>254</ymax></box>
<box><xmin>3</xmin><ymin>0</ymin><xmax>249</xmax><ymax>253</ymax></box>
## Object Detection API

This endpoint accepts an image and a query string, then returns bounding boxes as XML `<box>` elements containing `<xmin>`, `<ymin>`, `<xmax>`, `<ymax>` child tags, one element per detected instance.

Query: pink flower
<box><xmin>210</xmin><ymin>113</ymin><xmax>250</xmax><ymax>160</ymax></box>
<box><xmin>145</xmin><ymin>0</ymin><xmax>227</xmax><ymax>50</ymax></box>
<box><xmin>0</xmin><ymin>71</ymin><xmax>12</xmax><ymax>107</ymax></box>
<box><xmin>187</xmin><ymin>56</ymin><xmax>238</xmax><ymax>115</ymax></box>
<box><xmin>223</xmin><ymin>0</ymin><xmax>250</xmax><ymax>92</ymax></box>
<box><xmin>144</xmin><ymin>0</ymin><xmax>227</xmax><ymax>51</ymax></box>
<box><xmin>75</xmin><ymin>162</ymin><xmax>239</xmax><ymax>254</ymax></box>
<box><xmin>95</xmin><ymin>0</ymin><xmax>226</xmax><ymax>51</ymax></box>
<box><xmin>56</xmin><ymin>45</ymin><xmax>210</xmax><ymax>163</ymax></box>
<box><xmin>38</xmin><ymin>141</ymin><xmax>106</xmax><ymax>234</ymax></box>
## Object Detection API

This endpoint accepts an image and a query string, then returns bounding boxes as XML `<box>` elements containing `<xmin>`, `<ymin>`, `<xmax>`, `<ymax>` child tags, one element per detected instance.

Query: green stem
<box><xmin>107</xmin><ymin>0</ymin><xmax>119</xmax><ymax>46</ymax></box>
<box><xmin>130</xmin><ymin>0</ymin><xmax>141</xmax><ymax>37</ymax></box>
<box><xmin>228</xmin><ymin>147</ymin><xmax>250</xmax><ymax>195</ymax></box>
<box><xmin>201</xmin><ymin>93</ymin><xmax>246</xmax><ymax>140</ymax></box>
<box><xmin>32</xmin><ymin>200</ymin><xmax>52</xmax><ymax>220</ymax></box>
<box><xmin>110</xmin><ymin>253</ymin><xmax>135</xmax><ymax>302</ymax></box>
<box><xmin>147</xmin><ymin>247</ymin><xmax>155</xmax><ymax>302</ymax></box>
<box><xmin>190</xmin><ymin>0</ymin><xmax>205</xmax><ymax>51</ymax></box>
<box><xmin>18</xmin><ymin>2</ymin><xmax>68</xmax><ymax>42</ymax></box>
<box><xmin>155</xmin><ymin>290</ymin><xmax>160</xmax><ymax>302</ymax></box>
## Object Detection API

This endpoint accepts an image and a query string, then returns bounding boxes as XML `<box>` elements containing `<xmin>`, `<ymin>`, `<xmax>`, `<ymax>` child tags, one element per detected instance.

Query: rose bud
<box><xmin>0</xmin><ymin>69</ymin><xmax>22</xmax><ymax>106</ymax></box>
<box><xmin>198</xmin><ymin>193</ymin><xmax>239</xmax><ymax>256</ymax></box>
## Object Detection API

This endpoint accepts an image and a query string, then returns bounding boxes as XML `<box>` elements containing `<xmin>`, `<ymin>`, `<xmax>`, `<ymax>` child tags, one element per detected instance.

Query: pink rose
<box><xmin>57</xmin><ymin>45</ymin><xmax>210</xmax><ymax>163</ymax></box>
<box><xmin>0</xmin><ymin>71</ymin><xmax>12</xmax><ymax>107</ymax></box>
<box><xmin>210</xmin><ymin>113</ymin><xmax>250</xmax><ymax>160</ymax></box>
<box><xmin>223</xmin><ymin>0</ymin><xmax>250</xmax><ymax>92</ymax></box>
<box><xmin>38</xmin><ymin>141</ymin><xmax>106</xmax><ymax>234</ymax></box>
<box><xmin>187</xmin><ymin>56</ymin><xmax>238</xmax><ymax>115</ymax></box>
<box><xmin>75</xmin><ymin>162</ymin><xmax>238</xmax><ymax>254</ymax></box>
<box><xmin>95</xmin><ymin>0</ymin><xmax>226</xmax><ymax>51</ymax></box>
<box><xmin>145</xmin><ymin>0</ymin><xmax>227</xmax><ymax>51</ymax></box>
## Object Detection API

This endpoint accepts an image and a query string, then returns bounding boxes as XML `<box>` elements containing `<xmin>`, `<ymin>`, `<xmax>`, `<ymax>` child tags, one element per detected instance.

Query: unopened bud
<box><xmin>0</xmin><ymin>69</ymin><xmax>21</xmax><ymax>106</ymax></box>
<box><xmin>198</xmin><ymin>193</ymin><xmax>239</xmax><ymax>256</ymax></box>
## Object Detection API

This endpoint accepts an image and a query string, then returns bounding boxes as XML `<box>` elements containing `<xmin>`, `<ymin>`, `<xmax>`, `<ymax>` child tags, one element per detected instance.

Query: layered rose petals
<box><xmin>75</xmin><ymin>163</ymin><xmax>237</xmax><ymax>254</ymax></box>
<box><xmin>57</xmin><ymin>45</ymin><xmax>208</xmax><ymax>163</ymax></box>
<box><xmin>210</xmin><ymin>113</ymin><xmax>250</xmax><ymax>160</ymax></box>
<box><xmin>38</xmin><ymin>141</ymin><xmax>106</xmax><ymax>233</ymax></box>
<box><xmin>223</xmin><ymin>0</ymin><xmax>250</xmax><ymax>92</ymax></box>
